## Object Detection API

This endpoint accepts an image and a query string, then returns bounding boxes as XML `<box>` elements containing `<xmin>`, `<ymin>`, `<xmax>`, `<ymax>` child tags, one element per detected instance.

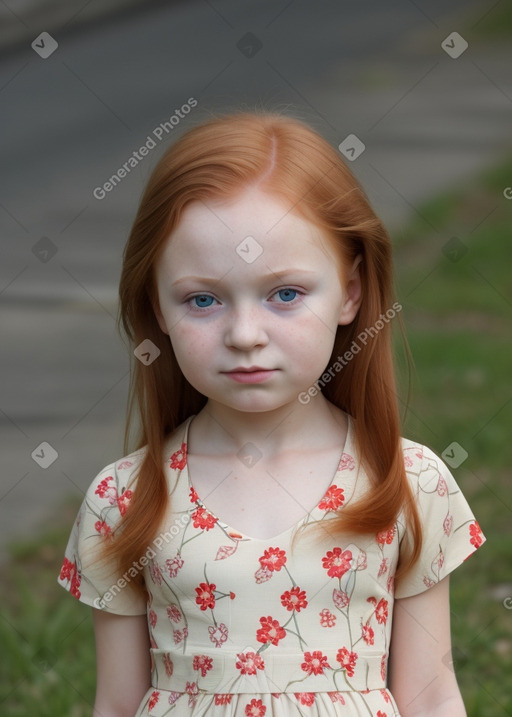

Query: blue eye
<box><xmin>276</xmin><ymin>288</ymin><xmax>298</xmax><ymax>302</ymax></box>
<box><xmin>191</xmin><ymin>295</ymin><xmax>215</xmax><ymax>308</ymax></box>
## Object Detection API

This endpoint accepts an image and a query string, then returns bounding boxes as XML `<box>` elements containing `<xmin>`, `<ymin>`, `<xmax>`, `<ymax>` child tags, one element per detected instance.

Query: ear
<box><xmin>338</xmin><ymin>255</ymin><xmax>363</xmax><ymax>326</ymax></box>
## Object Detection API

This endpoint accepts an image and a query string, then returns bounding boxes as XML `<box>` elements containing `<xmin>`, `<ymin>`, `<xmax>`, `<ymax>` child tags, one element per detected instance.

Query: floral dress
<box><xmin>58</xmin><ymin>414</ymin><xmax>485</xmax><ymax>717</ymax></box>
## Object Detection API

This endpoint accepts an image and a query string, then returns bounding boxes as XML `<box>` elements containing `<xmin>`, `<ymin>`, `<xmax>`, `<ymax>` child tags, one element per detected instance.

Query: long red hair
<box><xmin>107</xmin><ymin>112</ymin><xmax>421</xmax><ymax>598</ymax></box>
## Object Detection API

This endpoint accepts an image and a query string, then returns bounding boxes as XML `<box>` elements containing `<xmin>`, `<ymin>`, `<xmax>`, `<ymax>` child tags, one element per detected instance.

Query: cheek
<box><xmin>282</xmin><ymin>319</ymin><xmax>337</xmax><ymax>369</ymax></box>
<box><xmin>168</xmin><ymin>322</ymin><xmax>213</xmax><ymax>359</ymax></box>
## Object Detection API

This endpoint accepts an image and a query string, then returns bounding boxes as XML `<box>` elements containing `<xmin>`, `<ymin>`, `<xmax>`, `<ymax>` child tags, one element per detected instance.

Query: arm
<box><xmin>388</xmin><ymin>576</ymin><xmax>466</xmax><ymax>717</ymax></box>
<box><xmin>92</xmin><ymin>608</ymin><xmax>152</xmax><ymax>717</ymax></box>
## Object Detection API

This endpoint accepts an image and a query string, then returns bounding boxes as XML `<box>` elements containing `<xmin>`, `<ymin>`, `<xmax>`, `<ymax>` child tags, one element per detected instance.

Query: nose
<box><xmin>223</xmin><ymin>301</ymin><xmax>269</xmax><ymax>351</ymax></box>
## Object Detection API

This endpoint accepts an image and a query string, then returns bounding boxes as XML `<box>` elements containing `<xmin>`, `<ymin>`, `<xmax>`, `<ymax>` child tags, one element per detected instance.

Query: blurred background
<box><xmin>1</xmin><ymin>0</ymin><xmax>511</xmax><ymax>714</ymax></box>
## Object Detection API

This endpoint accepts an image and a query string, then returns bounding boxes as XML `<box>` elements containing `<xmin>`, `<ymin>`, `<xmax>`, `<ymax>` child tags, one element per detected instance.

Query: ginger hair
<box><xmin>106</xmin><ymin>112</ymin><xmax>421</xmax><ymax>598</ymax></box>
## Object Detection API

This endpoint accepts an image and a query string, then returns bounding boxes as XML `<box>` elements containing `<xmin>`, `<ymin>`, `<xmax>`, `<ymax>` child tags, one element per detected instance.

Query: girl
<box><xmin>58</xmin><ymin>112</ymin><xmax>485</xmax><ymax>717</ymax></box>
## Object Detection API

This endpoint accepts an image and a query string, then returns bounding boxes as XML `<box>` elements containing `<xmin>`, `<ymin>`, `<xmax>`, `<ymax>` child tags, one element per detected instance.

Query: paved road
<box><xmin>1</xmin><ymin>0</ymin><xmax>511</xmax><ymax>561</ymax></box>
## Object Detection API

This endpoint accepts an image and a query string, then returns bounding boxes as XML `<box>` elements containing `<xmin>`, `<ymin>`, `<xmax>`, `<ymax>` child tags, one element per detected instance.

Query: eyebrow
<box><xmin>171</xmin><ymin>269</ymin><xmax>318</xmax><ymax>287</ymax></box>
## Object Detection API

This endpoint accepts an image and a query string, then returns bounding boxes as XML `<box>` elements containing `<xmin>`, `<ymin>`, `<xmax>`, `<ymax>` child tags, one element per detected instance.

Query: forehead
<box><xmin>156</xmin><ymin>188</ymin><xmax>341</xmax><ymax>277</ymax></box>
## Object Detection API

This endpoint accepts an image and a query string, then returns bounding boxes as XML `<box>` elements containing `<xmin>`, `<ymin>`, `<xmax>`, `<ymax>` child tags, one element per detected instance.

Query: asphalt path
<box><xmin>1</xmin><ymin>0</ymin><xmax>511</xmax><ymax>560</ymax></box>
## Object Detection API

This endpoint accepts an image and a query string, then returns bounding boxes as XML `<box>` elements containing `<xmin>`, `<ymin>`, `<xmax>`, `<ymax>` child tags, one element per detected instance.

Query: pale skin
<box><xmin>92</xmin><ymin>188</ymin><xmax>467</xmax><ymax>716</ymax></box>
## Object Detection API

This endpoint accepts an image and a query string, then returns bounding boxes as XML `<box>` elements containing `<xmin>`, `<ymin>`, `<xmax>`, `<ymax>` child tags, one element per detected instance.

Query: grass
<box><xmin>395</xmin><ymin>154</ymin><xmax>512</xmax><ymax>715</ymax></box>
<box><xmin>0</xmin><ymin>503</ymin><xmax>97</xmax><ymax>716</ymax></box>
<box><xmin>1</xmin><ymin>157</ymin><xmax>511</xmax><ymax>715</ymax></box>
<box><xmin>467</xmin><ymin>1</ymin><xmax>512</xmax><ymax>40</ymax></box>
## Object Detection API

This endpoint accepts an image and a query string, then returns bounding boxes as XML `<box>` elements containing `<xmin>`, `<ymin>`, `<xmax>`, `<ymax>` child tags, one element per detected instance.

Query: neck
<box><xmin>189</xmin><ymin>395</ymin><xmax>347</xmax><ymax>456</ymax></box>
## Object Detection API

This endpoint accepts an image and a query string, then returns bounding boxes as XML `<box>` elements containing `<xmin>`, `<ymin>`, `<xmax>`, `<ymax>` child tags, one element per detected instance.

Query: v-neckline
<box><xmin>179</xmin><ymin>413</ymin><xmax>354</xmax><ymax>543</ymax></box>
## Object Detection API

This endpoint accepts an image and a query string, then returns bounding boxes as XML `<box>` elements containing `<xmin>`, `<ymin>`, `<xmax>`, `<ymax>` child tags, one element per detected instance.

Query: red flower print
<box><xmin>380</xmin><ymin>689</ymin><xmax>391</xmax><ymax>703</ymax></box>
<box><xmin>376</xmin><ymin>526</ymin><xmax>395</xmax><ymax>545</ymax></box>
<box><xmin>191</xmin><ymin>506</ymin><xmax>218</xmax><ymax>531</ymax></box>
<box><xmin>375</xmin><ymin>598</ymin><xmax>388</xmax><ymax>624</ymax></box>
<box><xmin>332</xmin><ymin>588</ymin><xmax>349</xmax><ymax>609</ymax></box>
<box><xmin>186</xmin><ymin>681</ymin><xmax>198</xmax><ymax>708</ymax></box>
<box><xmin>195</xmin><ymin>582</ymin><xmax>216</xmax><ymax>611</ymax></box>
<box><xmin>254</xmin><ymin>566</ymin><xmax>273</xmax><ymax>583</ymax></box>
<box><xmin>236</xmin><ymin>651</ymin><xmax>265</xmax><ymax>675</ymax></box>
<box><xmin>301</xmin><ymin>650</ymin><xmax>330</xmax><ymax>676</ymax></box>
<box><xmin>280</xmin><ymin>586</ymin><xmax>308</xmax><ymax>612</ymax></box>
<box><xmin>163</xmin><ymin>653</ymin><xmax>173</xmax><ymax>677</ymax></box>
<box><xmin>193</xmin><ymin>654</ymin><xmax>213</xmax><ymax>677</ymax></box>
<box><xmin>150</xmin><ymin>561</ymin><xmax>163</xmax><ymax>585</ymax></box>
<box><xmin>166</xmin><ymin>604</ymin><xmax>182</xmax><ymax>623</ymax></box>
<box><xmin>259</xmin><ymin>547</ymin><xmax>287</xmax><ymax>572</ymax></box>
<box><xmin>356</xmin><ymin>550</ymin><xmax>367</xmax><ymax>570</ymax></box>
<box><xmin>322</xmin><ymin>548</ymin><xmax>352</xmax><ymax>578</ymax></box>
<box><xmin>318</xmin><ymin>485</ymin><xmax>345</xmax><ymax>511</ymax></box>
<box><xmin>148</xmin><ymin>690</ymin><xmax>160</xmax><ymax>711</ymax></box>
<box><xmin>377</xmin><ymin>712</ymin><xmax>387</xmax><ymax>717</ymax></box>
<box><xmin>173</xmin><ymin>628</ymin><xmax>186</xmax><ymax>644</ymax></box>
<box><xmin>117</xmin><ymin>489</ymin><xmax>133</xmax><ymax>516</ymax></box>
<box><xmin>215</xmin><ymin>694</ymin><xmax>233</xmax><ymax>705</ymax></box>
<box><xmin>245</xmin><ymin>698</ymin><xmax>267</xmax><ymax>716</ymax></box>
<box><xmin>295</xmin><ymin>693</ymin><xmax>315</xmax><ymax>706</ymax></box>
<box><xmin>59</xmin><ymin>556</ymin><xmax>74</xmax><ymax>581</ymax></box>
<box><xmin>209</xmin><ymin>622</ymin><xmax>228</xmax><ymax>647</ymax></box>
<box><xmin>170</xmin><ymin>442</ymin><xmax>187</xmax><ymax>470</ymax></box>
<box><xmin>336</xmin><ymin>647</ymin><xmax>358</xmax><ymax>678</ymax></box>
<box><xmin>387</xmin><ymin>575</ymin><xmax>394</xmax><ymax>595</ymax></box>
<box><xmin>216</xmin><ymin>544</ymin><xmax>237</xmax><ymax>560</ymax></box>
<box><xmin>257</xmin><ymin>616</ymin><xmax>286</xmax><ymax>646</ymax></box>
<box><xmin>431</xmin><ymin>548</ymin><xmax>445</xmax><ymax>573</ymax></box>
<box><xmin>117</xmin><ymin>460</ymin><xmax>133</xmax><ymax>470</ymax></box>
<box><xmin>319</xmin><ymin>608</ymin><xmax>337</xmax><ymax>627</ymax></box>
<box><xmin>423</xmin><ymin>576</ymin><xmax>436</xmax><ymax>589</ymax></box>
<box><xmin>381</xmin><ymin>654</ymin><xmax>387</xmax><ymax>681</ymax></box>
<box><xmin>338</xmin><ymin>453</ymin><xmax>355</xmax><ymax>471</ymax></box>
<box><xmin>362</xmin><ymin>624</ymin><xmax>374</xmax><ymax>645</ymax></box>
<box><xmin>149</xmin><ymin>609</ymin><xmax>157</xmax><ymax>628</ymax></box>
<box><xmin>189</xmin><ymin>486</ymin><xmax>199</xmax><ymax>503</ymax></box>
<box><xmin>70</xmin><ymin>570</ymin><xmax>81</xmax><ymax>598</ymax></box>
<box><xmin>378</xmin><ymin>558</ymin><xmax>389</xmax><ymax>578</ymax></box>
<box><xmin>470</xmin><ymin>521</ymin><xmax>484</xmax><ymax>548</ymax></box>
<box><xmin>328</xmin><ymin>692</ymin><xmax>346</xmax><ymax>704</ymax></box>
<box><xmin>94</xmin><ymin>520</ymin><xmax>112</xmax><ymax>538</ymax></box>
<box><xmin>168</xmin><ymin>691</ymin><xmax>181</xmax><ymax>706</ymax></box>
<box><xmin>95</xmin><ymin>476</ymin><xmax>115</xmax><ymax>500</ymax></box>
<box><xmin>443</xmin><ymin>513</ymin><xmax>453</xmax><ymax>536</ymax></box>
<box><xmin>166</xmin><ymin>554</ymin><xmax>184</xmax><ymax>577</ymax></box>
<box><xmin>437</xmin><ymin>476</ymin><xmax>448</xmax><ymax>496</ymax></box>
<box><xmin>59</xmin><ymin>557</ymin><xmax>81</xmax><ymax>599</ymax></box>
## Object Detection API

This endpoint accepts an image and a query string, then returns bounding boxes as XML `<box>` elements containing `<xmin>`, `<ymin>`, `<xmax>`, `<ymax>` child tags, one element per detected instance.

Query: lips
<box><xmin>226</xmin><ymin>366</ymin><xmax>270</xmax><ymax>373</ymax></box>
<box><xmin>222</xmin><ymin>367</ymin><xmax>276</xmax><ymax>384</ymax></box>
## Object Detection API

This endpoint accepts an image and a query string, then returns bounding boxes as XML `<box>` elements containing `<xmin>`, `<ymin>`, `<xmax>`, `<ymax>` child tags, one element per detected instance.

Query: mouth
<box><xmin>222</xmin><ymin>367</ymin><xmax>277</xmax><ymax>384</ymax></box>
<box><xmin>226</xmin><ymin>366</ymin><xmax>271</xmax><ymax>373</ymax></box>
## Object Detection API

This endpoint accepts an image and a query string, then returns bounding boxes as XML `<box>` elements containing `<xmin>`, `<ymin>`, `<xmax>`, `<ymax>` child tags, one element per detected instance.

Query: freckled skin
<box><xmin>153</xmin><ymin>187</ymin><xmax>360</xmax><ymax>421</ymax></box>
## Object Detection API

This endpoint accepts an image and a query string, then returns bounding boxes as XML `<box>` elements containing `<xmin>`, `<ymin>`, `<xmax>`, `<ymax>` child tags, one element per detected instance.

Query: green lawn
<box><xmin>395</xmin><ymin>155</ymin><xmax>512</xmax><ymax>715</ymax></box>
<box><xmin>1</xmin><ymin>157</ymin><xmax>511</xmax><ymax>715</ymax></box>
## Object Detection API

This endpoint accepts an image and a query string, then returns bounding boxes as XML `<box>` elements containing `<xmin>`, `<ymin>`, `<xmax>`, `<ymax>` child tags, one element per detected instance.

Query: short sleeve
<box><xmin>394</xmin><ymin>442</ymin><xmax>486</xmax><ymax>599</ymax></box>
<box><xmin>57</xmin><ymin>452</ymin><xmax>147</xmax><ymax>615</ymax></box>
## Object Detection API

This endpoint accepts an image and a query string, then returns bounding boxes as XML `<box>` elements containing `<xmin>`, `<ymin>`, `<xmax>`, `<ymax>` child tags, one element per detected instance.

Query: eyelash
<box><xmin>186</xmin><ymin>288</ymin><xmax>304</xmax><ymax>311</ymax></box>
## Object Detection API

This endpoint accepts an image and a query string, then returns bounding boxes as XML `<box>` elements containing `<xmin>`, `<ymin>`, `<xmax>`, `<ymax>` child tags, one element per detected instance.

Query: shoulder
<box><xmin>89</xmin><ymin>445</ymin><xmax>146</xmax><ymax>495</ymax></box>
<box><xmin>77</xmin><ymin>446</ymin><xmax>147</xmax><ymax>535</ymax></box>
<box><xmin>399</xmin><ymin>437</ymin><xmax>457</xmax><ymax>494</ymax></box>
<box><xmin>79</xmin><ymin>417</ymin><xmax>193</xmax><ymax>530</ymax></box>
<box><xmin>86</xmin><ymin>417</ymin><xmax>192</xmax><ymax>502</ymax></box>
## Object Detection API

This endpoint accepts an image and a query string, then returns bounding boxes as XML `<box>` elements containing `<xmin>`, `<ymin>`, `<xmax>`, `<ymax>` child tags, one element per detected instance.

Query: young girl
<box><xmin>58</xmin><ymin>112</ymin><xmax>485</xmax><ymax>717</ymax></box>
